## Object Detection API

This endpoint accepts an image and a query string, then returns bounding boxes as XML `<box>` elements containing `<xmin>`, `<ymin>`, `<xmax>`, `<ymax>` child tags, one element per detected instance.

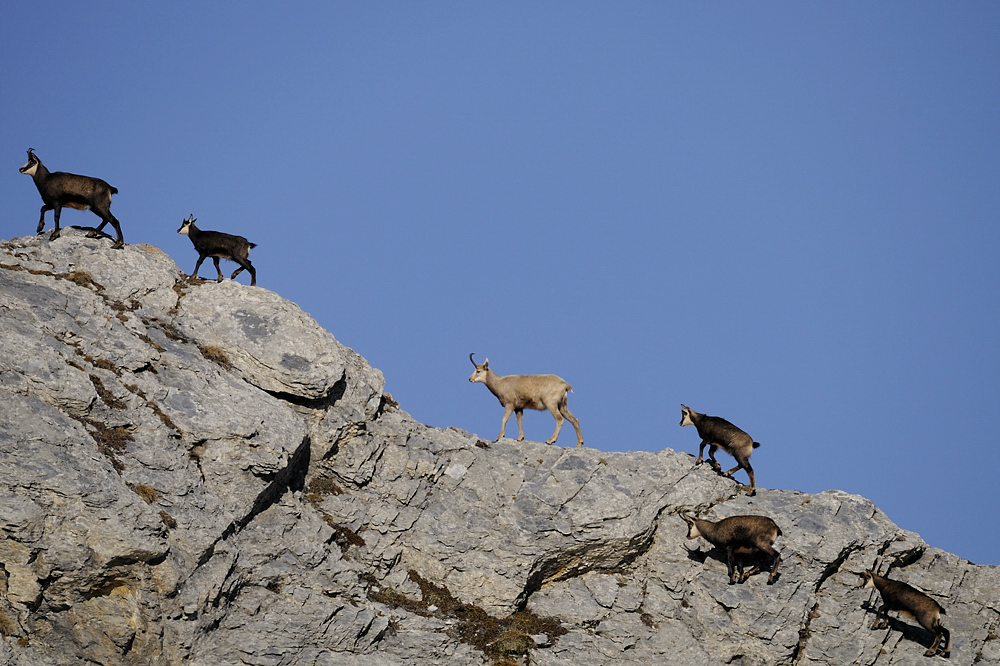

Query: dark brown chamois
<box><xmin>19</xmin><ymin>149</ymin><xmax>124</xmax><ymax>248</ymax></box>
<box><xmin>682</xmin><ymin>513</ymin><xmax>781</xmax><ymax>585</ymax></box>
<box><xmin>177</xmin><ymin>215</ymin><xmax>257</xmax><ymax>287</ymax></box>
<box><xmin>861</xmin><ymin>570</ymin><xmax>950</xmax><ymax>658</ymax></box>
<box><xmin>680</xmin><ymin>404</ymin><xmax>760</xmax><ymax>495</ymax></box>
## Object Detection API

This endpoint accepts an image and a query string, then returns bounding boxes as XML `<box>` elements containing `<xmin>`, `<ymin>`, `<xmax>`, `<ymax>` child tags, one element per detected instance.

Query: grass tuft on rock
<box><xmin>366</xmin><ymin>569</ymin><xmax>565</xmax><ymax>661</ymax></box>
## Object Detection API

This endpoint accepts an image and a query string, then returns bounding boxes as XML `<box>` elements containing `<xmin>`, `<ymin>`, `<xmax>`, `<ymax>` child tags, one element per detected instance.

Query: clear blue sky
<box><xmin>3</xmin><ymin>3</ymin><xmax>998</xmax><ymax>566</ymax></box>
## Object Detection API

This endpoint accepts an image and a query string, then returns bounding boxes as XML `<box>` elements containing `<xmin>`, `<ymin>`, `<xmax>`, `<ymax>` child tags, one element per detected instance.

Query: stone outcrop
<box><xmin>1</xmin><ymin>228</ymin><xmax>998</xmax><ymax>665</ymax></box>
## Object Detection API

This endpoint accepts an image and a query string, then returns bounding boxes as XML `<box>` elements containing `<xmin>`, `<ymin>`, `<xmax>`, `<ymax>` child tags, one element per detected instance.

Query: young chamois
<box><xmin>861</xmin><ymin>570</ymin><xmax>950</xmax><ymax>658</ymax></box>
<box><xmin>680</xmin><ymin>404</ymin><xmax>760</xmax><ymax>495</ymax></box>
<box><xmin>468</xmin><ymin>354</ymin><xmax>583</xmax><ymax>447</ymax></box>
<box><xmin>681</xmin><ymin>513</ymin><xmax>781</xmax><ymax>585</ymax></box>
<box><xmin>19</xmin><ymin>149</ymin><xmax>124</xmax><ymax>248</ymax></box>
<box><xmin>177</xmin><ymin>215</ymin><xmax>257</xmax><ymax>287</ymax></box>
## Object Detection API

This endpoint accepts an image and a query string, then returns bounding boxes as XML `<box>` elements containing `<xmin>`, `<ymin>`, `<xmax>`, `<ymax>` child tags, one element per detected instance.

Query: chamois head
<box><xmin>468</xmin><ymin>353</ymin><xmax>490</xmax><ymax>383</ymax></box>
<box><xmin>177</xmin><ymin>215</ymin><xmax>196</xmax><ymax>235</ymax></box>
<box><xmin>19</xmin><ymin>148</ymin><xmax>39</xmax><ymax>176</ymax></box>
<box><xmin>680</xmin><ymin>513</ymin><xmax>702</xmax><ymax>540</ymax></box>
<box><xmin>860</xmin><ymin>570</ymin><xmax>877</xmax><ymax>589</ymax></box>
<box><xmin>680</xmin><ymin>404</ymin><xmax>696</xmax><ymax>427</ymax></box>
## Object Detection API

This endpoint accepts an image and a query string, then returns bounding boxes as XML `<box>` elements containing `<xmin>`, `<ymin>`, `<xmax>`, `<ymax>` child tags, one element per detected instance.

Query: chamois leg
<box><xmin>105</xmin><ymin>215</ymin><xmax>124</xmax><ymax>248</ymax></box>
<box><xmin>212</xmin><ymin>257</ymin><xmax>225</xmax><ymax>282</ymax></box>
<box><xmin>724</xmin><ymin>546</ymin><xmax>739</xmax><ymax>585</ymax></box>
<box><xmin>498</xmin><ymin>405</ymin><xmax>514</xmax><ymax>441</ymax></box>
<box><xmin>545</xmin><ymin>405</ymin><xmax>564</xmax><ymax>445</ymax></box>
<box><xmin>191</xmin><ymin>255</ymin><xmax>207</xmax><ymax>280</ymax></box>
<box><xmin>86</xmin><ymin>214</ymin><xmax>124</xmax><ymax>248</ymax></box>
<box><xmin>870</xmin><ymin>603</ymin><xmax>890</xmax><ymax>630</ymax></box>
<box><xmin>515</xmin><ymin>409</ymin><xmax>526</xmax><ymax>441</ymax></box>
<box><xmin>760</xmin><ymin>544</ymin><xmax>780</xmax><ymax>584</ymax></box>
<box><xmin>696</xmin><ymin>439</ymin><xmax>708</xmax><ymax>464</ymax></box>
<box><xmin>559</xmin><ymin>402</ymin><xmax>584</xmax><ymax>447</ymax></box>
<box><xmin>707</xmin><ymin>445</ymin><xmax>723</xmax><ymax>473</ymax></box>
<box><xmin>932</xmin><ymin>625</ymin><xmax>950</xmax><ymax>658</ymax></box>
<box><xmin>231</xmin><ymin>258</ymin><xmax>256</xmax><ymax>286</ymax></box>
<box><xmin>37</xmin><ymin>204</ymin><xmax>53</xmax><ymax>234</ymax></box>
<box><xmin>724</xmin><ymin>458</ymin><xmax>756</xmax><ymax>496</ymax></box>
<box><xmin>50</xmin><ymin>205</ymin><xmax>63</xmax><ymax>239</ymax></box>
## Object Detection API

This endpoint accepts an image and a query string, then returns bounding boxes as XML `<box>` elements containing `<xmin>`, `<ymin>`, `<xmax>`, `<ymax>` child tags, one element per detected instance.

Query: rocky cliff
<box><xmin>1</xmin><ymin>228</ymin><xmax>997</xmax><ymax>666</ymax></box>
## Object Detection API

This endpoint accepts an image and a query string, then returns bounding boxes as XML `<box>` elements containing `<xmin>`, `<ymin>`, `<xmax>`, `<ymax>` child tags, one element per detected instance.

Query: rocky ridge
<box><xmin>0</xmin><ymin>228</ymin><xmax>997</xmax><ymax>665</ymax></box>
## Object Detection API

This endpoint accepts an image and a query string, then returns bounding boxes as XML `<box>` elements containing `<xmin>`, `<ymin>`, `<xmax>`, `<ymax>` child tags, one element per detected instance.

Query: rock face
<box><xmin>1</xmin><ymin>228</ymin><xmax>998</xmax><ymax>666</ymax></box>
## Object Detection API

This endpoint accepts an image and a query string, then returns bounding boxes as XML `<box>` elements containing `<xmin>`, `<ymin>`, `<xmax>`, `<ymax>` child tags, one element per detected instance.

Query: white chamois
<box><xmin>468</xmin><ymin>354</ymin><xmax>583</xmax><ymax>447</ymax></box>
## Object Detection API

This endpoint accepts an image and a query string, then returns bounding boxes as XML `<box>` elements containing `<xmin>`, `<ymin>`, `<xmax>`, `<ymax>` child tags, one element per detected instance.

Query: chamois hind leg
<box><xmin>759</xmin><ymin>544</ymin><xmax>780</xmax><ymax>583</ymax></box>
<box><xmin>515</xmin><ymin>409</ymin><xmax>526</xmax><ymax>441</ymax></box>
<box><xmin>724</xmin><ymin>457</ymin><xmax>756</xmax><ymax>496</ymax></box>
<box><xmin>935</xmin><ymin>625</ymin><xmax>950</xmax><ymax>658</ymax></box>
<box><xmin>231</xmin><ymin>258</ymin><xmax>256</xmax><ymax>286</ymax></box>
<box><xmin>559</xmin><ymin>402</ymin><xmax>583</xmax><ymax>447</ymax></box>
<box><xmin>211</xmin><ymin>257</ymin><xmax>225</xmax><ymax>282</ymax></box>
<box><xmin>545</xmin><ymin>403</ymin><xmax>564</xmax><ymax>444</ymax></box>
<box><xmin>50</xmin><ymin>205</ymin><xmax>63</xmax><ymax>239</ymax></box>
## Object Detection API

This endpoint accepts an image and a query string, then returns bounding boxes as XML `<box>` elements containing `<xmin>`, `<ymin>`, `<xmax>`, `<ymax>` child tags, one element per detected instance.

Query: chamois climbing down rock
<box><xmin>861</xmin><ymin>570</ymin><xmax>950</xmax><ymax>658</ymax></box>
<box><xmin>680</xmin><ymin>404</ymin><xmax>760</xmax><ymax>495</ymax></box>
<box><xmin>681</xmin><ymin>513</ymin><xmax>782</xmax><ymax>585</ymax></box>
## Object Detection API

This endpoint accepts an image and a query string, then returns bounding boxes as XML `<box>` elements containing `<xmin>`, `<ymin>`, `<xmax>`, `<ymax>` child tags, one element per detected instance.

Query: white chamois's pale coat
<box><xmin>468</xmin><ymin>354</ymin><xmax>583</xmax><ymax>447</ymax></box>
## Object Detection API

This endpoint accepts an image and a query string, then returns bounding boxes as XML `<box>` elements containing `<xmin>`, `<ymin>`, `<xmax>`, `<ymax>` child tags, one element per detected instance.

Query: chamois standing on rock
<box><xmin>19</xmin><ymin>149</ymin><xmax>125</xmax><ymax>248</ymax></box>
<box><xmin>861</xmin><ymin>570</ymin><xmax>950</xmax><ymax>658</ymax></box>
<box><xmin>177</xmin><ymin>215</ymin><xmax>257</xmax><ymax>287</ymax></box>
<box><xmin>681</xmin><ymin>513</ymin><xmax>782</xmax><ymax>585</ymax></box>
<box><xmin>680</xmin><ymin>404</ymin><xmax>760</xmax><ymax>495</ymax></box>
<box><xmin>468</xmin><ymin>354</ymin><xmax>583</xmax><ymax>447</ymax></box>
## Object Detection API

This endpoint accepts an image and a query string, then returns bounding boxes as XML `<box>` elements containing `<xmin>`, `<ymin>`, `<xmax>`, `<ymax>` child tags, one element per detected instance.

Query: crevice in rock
<box><xmin>516</xmin><ymin>501</ymin><xmax>672</xmax><ymax>611</ymax></box>
<box><xmin>789</xmin><ymin>602</ymin><xmax>819</xmax><ymax>665</ymax></box>
<box><xmin>815</xmin><ymin>541</ymin><xmax>863</xmax><ymax>593</ymax></box>
<box><xmin>221</xmin><ymin>433</ymin><xmax>312</xmax><ymax>541</ymax></box>
<box><xmin>263</xmin><ymin>375</ymin><xmax>347</xmax><ymax>412</ymax></box>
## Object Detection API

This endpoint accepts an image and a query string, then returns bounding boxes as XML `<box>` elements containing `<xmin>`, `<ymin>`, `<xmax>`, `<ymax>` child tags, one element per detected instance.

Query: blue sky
<box><xmin>2</xmin><ymin>3</ymin><xmax>998</xmax><ymax>566</ymax></box>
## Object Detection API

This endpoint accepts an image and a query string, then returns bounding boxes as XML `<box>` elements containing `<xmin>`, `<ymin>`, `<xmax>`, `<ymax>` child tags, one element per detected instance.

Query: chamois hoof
<box><xmin>85</xmin><ymin>229</ymin><xmax>98</xmax><ymax>238</ymax></box>
<box><xmin>576</xmin><ymin>442</ymin><xmax>584</xmax><ymax>448</ymax></box>
<box><xmin>50</xmin><ymin>229</ymin><xmax>61</xmax><ymax>240</ymax></box>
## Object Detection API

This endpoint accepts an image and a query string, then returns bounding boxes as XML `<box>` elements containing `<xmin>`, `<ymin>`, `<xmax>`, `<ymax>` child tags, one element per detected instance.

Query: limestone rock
<box><xmin>1</xmin><ymin>230</ymin><xmax>997</xmax><ymax>665</ymax></box>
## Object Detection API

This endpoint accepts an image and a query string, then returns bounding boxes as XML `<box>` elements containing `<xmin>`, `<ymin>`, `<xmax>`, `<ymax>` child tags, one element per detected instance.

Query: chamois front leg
<box><xmin>706</xmin><ymin>445</ymin><xmax>723</xmax><ymax>473</ymax></box>
<box><xmin>870</xmin><ymin>603</ymin><xmax>890</xmax><ymax>630</ymax></box>
<box><xmin>725</xmin><ymin>545</ymin><xmax>739</xmax><ymax>585</ymax></box>
<box><xmin>498</xmin><ymin>405</ymin><xmax>514</xmax><ymax>441</ymax></box>
<box><xmin>514</xmin><ymin>408</ymin><xmax>526</xmax><ymax>441</ymax></box>
<box><xmin>37</xmin><ymin>204</ymin><xmax>53</xmax><ymax>234</ymax></box>
<box><xmin>191</xmin><ymin>255</ymin><xmax>207</xmax><ymax>280</ymax></box>
<box><xmin>696</xmin><ymin>439</ymin><xmax>709</xmax><ymax>464</ymax></box>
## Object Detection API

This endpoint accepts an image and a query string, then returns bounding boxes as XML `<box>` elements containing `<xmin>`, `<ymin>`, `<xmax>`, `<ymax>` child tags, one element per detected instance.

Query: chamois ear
<box><xmin>483</xmin><ymin>358</ymin><xmax>489</xmax><ymax>368</ymax></box>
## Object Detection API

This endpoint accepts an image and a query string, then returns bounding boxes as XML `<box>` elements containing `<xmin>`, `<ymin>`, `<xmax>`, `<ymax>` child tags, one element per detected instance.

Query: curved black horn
<box><xmin>469</xmin><ymin>353</ymin><xmax>477</xmax><ymax>366</ymax></box>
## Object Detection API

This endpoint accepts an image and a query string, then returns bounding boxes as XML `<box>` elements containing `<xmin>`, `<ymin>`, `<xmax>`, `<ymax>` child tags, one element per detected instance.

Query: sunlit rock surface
<box><xmin>1</xmin><ymin>229</ymin><xmax>997</xmax><ymax>665</ymax></box>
